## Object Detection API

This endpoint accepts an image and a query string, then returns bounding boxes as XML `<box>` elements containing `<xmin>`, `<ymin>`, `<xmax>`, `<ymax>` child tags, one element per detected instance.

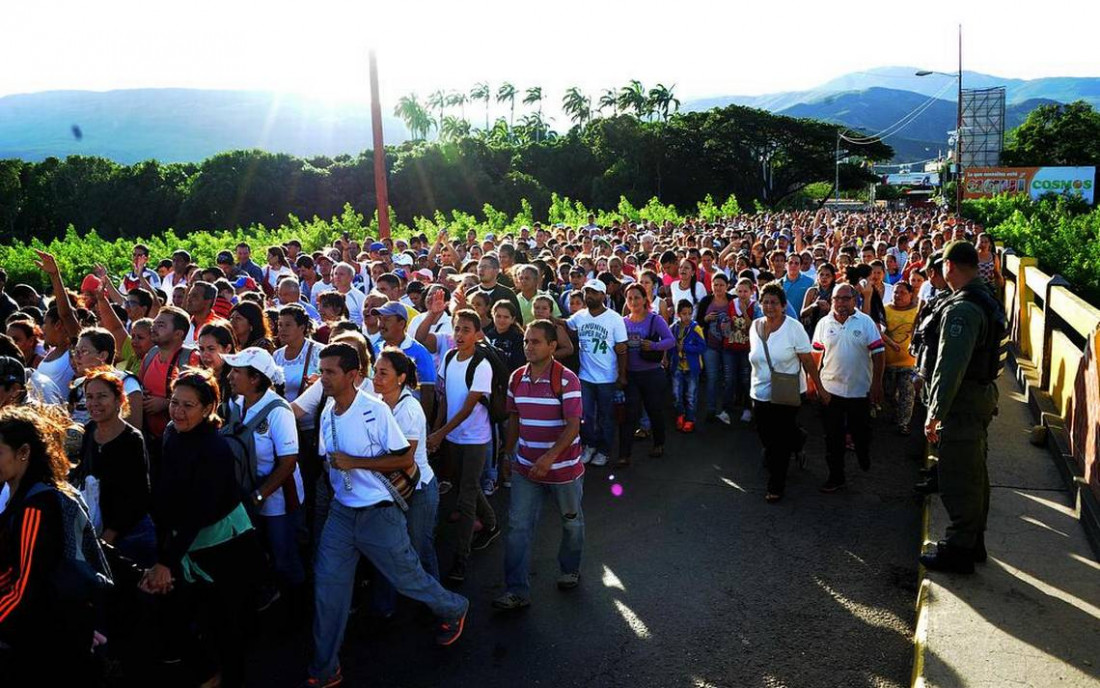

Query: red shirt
<box><xmin>506</xmin><ymin>362</ymin><xmax>583</xmax><ymax>484</ymax></box>
<box><xmin>142</xmin><ymin>347</ymin><xmax>200</xmax><ymax>438</ymax></box>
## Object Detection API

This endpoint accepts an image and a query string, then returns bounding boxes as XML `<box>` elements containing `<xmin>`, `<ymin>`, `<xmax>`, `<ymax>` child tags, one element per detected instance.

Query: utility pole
<box><xmin>835</xmin><ymin>131</ymin><xmax>841</xmax><ymax>202</ymax></box>
<box><xmin>955</xmin><ymin>24</ymin><xmax>963</xmax><ymax>215</ymax></box>
<box><xmin>369</xmin><ymin>49</ymin><xmax>391</xmax><ymax>239</ymax></box>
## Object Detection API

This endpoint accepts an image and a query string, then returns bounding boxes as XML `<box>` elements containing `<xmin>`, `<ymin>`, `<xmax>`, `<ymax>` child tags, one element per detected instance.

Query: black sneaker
<box><xmin>472</xmin><ymin>524</ymin><xmax>501</xmax><ymax>551</ymax></box>
<box><xmin>446</xmin><ymin>558</ymin><xmax>467</xmax><ymax>584</ymax></box>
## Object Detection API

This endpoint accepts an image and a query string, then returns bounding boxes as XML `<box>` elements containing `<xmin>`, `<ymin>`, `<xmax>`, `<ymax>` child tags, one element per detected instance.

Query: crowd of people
<box><xmin>0</xmin><ymin>206</ymin><xmax>1005</xmax><ymax>685</ymax></box>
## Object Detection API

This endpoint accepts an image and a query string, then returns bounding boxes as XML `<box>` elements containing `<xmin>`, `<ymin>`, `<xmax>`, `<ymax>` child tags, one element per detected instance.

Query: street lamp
<box><xmin>916</xmin><ymin>24</ymin><xmax>963</xmax><ymax>214</ymax></box>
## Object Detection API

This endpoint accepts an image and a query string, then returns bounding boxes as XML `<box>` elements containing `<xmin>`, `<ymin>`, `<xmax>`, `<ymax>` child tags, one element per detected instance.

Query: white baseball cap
<box><xmin>220</xmin><ymin>347</ymin><xmax>285</xmax><ymax>386</ymax></box>
<box><xmin>583</xmin><ymin>279</ymin><xmax>607</xmax><ymax>294</ymax></box>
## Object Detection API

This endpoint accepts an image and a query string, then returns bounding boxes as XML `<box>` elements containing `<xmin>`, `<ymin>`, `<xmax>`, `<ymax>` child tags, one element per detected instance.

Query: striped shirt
<box><xmin>506</xmin><ymin>362</ymin><xmax>584</xmax><ymax>484</ymax></box>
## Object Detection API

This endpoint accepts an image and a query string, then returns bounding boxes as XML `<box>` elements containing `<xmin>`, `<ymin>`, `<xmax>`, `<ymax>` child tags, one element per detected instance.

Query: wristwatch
<box><xmin>252</xmin><ymin>490</ymin><xmax>264</xmax><ymax>505</ymax></box>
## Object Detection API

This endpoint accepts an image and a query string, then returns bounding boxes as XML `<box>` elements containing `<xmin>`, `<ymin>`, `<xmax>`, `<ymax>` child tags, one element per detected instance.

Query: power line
<box><xmin>838</xmin><ymin>80</ymin><xmax>954</xmax><ymax>145</ymax></box>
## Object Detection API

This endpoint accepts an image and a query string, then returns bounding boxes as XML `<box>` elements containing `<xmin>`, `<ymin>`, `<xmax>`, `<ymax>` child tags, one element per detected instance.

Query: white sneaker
<box><xmin>591</xmin><ymin>452</ymin><xmax>609</xmax><ymax>467</ymax></box>
<box><xmin>716</xmin><ymin>411</ymin><xmax>731</xmax><ymax>426</ymax></box>
<box><xmin>580</xmin><ymin>446</ymin><xmax>595</xmax><ymax>464</ymax></box>
<box><xmin>740</xmin><ymin>409</ymin><xmax>753</xmax><ymax>423</ymax></box>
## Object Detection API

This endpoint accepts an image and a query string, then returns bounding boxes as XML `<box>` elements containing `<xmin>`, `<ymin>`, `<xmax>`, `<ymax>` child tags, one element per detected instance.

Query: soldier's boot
<box><xmin>920</xmin><ymin>540</ymin><xmax>975</xmax><ymax>574</ymax></box>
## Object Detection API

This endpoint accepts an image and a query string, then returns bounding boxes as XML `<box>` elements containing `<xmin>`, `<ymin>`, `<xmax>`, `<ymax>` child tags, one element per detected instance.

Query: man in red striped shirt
<box><xmin>493</xmin><ymin>320</ymin><xmax>585</xmax><ymax>611</ymax></box>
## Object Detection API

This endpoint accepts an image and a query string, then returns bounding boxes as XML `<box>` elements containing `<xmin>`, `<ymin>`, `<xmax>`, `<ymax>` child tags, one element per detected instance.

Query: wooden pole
<box><xmin>369</xmin><ymin>50</ymin><xmax>391</xmax><ymax>239</ymax></box>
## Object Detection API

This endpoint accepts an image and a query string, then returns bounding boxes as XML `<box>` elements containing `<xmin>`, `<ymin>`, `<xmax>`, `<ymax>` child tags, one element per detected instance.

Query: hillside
<box><xmin>0</xmin><ymin>89</ymin><xmax>409</xmax><ymax>164</ymax></box>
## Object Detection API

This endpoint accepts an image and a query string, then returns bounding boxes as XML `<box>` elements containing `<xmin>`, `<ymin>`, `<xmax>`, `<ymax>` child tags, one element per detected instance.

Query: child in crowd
<box><xmin>669</xmin><ymin>300</ymin><xmax>707</xmax><ymax>433</ymax></box>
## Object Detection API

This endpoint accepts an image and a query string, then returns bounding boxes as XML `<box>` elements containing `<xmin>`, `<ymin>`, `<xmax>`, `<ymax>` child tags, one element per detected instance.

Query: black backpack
<box><xmin>219</xmin><ymin>396</ymin><xmax>294</xmax><ymax>504</ymax></box>
<box><xmin>444</xmin><ymin>342</ymin><xmax>510</xmax><ymax>423</ymax></box>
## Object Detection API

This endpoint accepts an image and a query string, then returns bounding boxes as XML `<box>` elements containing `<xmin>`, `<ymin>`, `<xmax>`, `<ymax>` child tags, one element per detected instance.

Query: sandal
<box><xmin>648</xmin><ymin>445</ymin><xmax>664</xmax><ymax>458</ymax></box>
<box><xmin>633</xmin><ymin>428</ymin><xmax>651</xmax><ymax>440</ymax></box>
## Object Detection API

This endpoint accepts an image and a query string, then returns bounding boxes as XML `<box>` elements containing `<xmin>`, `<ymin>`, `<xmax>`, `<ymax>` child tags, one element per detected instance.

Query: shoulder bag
<box><xmin>756</xmin><ymin>320</ymin><xmax>801</xmax><ymax>407</ymax></box>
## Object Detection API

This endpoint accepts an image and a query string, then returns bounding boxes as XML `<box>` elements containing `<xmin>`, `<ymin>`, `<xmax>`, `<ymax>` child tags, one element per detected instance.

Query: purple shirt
<box><xmin>623</xmin><ymin>313</ymin><xmax>676</xmax><ymax>371</ymax></box>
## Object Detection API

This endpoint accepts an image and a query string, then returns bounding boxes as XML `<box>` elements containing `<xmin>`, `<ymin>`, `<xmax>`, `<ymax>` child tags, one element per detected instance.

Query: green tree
<box><xmin>470</xmin><ymin>82</ymin><xmax>491</xmax><ymax>130</ymax></box>
<box><xmin>427</xmin><ymin>90</ymin><xmax>448</xmax><ymax>138</ymax></box>
<box><xmin>597</xmin><ymin>88</ymin><xmax>618</xmax><ymax>116</ymax></box>
<box><xmin>562</xmin><ymin>87</ymin><xmax>592</xmax><ymax>129</ymax></box>
<box><xmin>617</xmin><ymin>80</ymin><xmax>650</xmax><ymax>120</ymax></box>
<box><xmin>446</xmin><ymin>90</ymin><xmax>468</xmax><ymax>122</ymax></box>
<box><xmin>440</xmin><ymin>115</ymin><xmax>472</xmax><ymax>142</ymax></box>
<box><xmin>523</xmin><ymin>87</ymin><xmax>545</xmax><ymax>142</ymax></box>
<box><xmin>647</xmin><ymin>83</ymin><xmax>680</xmax><ymax>122</ymax></box>
<box><xmin>393</xmin><ymin>93</ymin><xmax>435</xmax><ymax>140</ymax></box>
<box><xmin>496</xmin><ymin>82</ymin><xmax>518</xmax><ymax>137</ymax></box>
<box><xmin>1002</xmin><ymin>101</ymin><xmax>1100</xmax><ymax>166</ymax></box>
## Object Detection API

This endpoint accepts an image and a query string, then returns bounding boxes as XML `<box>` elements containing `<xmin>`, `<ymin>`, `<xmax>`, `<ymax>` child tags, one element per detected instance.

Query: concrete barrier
<box><xmin>1000</xmin><ymin>250</ymin><xmax>1100</xmax><ymax>555</ymax></box>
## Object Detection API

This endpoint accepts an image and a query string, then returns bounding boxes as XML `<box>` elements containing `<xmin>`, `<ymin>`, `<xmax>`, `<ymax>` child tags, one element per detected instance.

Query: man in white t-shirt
<box><xmin>566</xmin><ymin>280</ymin><xmax>628</xmax><ymax>467</ymax></box>
<box><xmin>427</xmin><ymin>309</ymin><xmax>500</xmax><ymax>584</ymax></box>
<box><xmin>307</xmin><ymin>342</ymin><xmax>469</xmax><ymax>687</ymax></box>
<box><xmin>812</xmin><ymin>283</ymin><xmax>885</xmax><ymax>492</ymax></box>
<box><xmin>332</xmin><ymin>262</ymin><xmax>366</xmax><ymax>326</ymax></box>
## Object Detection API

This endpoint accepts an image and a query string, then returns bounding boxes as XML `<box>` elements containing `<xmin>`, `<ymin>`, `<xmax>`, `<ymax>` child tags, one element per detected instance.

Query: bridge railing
<box><xmin>1001</xmin><ymin>250</ymin><xmax>1100</xmax><ymax>522</ymax></box>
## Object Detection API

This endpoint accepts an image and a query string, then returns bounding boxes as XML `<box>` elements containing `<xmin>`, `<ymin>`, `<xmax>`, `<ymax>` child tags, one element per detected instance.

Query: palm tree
<box><xmin>427</xmin><ymin>90</ymin><xmax>447</xmax><ymax>138</ymax></box>
<box><xmin>446</xmin><ymin>90</ymin><xmax>468</xmax><ymax>123</ymax></box>
<box><xmin>617</xmin><ymin>80</ymin><xmax>650</xmax><ymax>119</ymax></box>
<box><xmin>523</xmin><ymin>86</ymin><xmax>544</xmax><ymax>141</ymax></box>
<box><xmin>561</xmin><ymin>87</ymin><xmax>592</xmax><ymax>128</ymax></box>
<box><xmin>496</xmin><ymin>82</ymin><xmax>517</xmax><ymax>136</ymax></box>
<box><xmin>480</xmin><ymin>117</ymin><xmax>512</xmax><ymax>146</ymax></box>
<box><xmin>597</xmin><ymin>88</ymin><xmax>618</xmax><ymax>116</ymax></box>
<box><xmin>470</xmin><ymin>82</ymin><xmax>491</xmax><ymax>130</ymax></box>
<box><xmin>648</xmin><ymin>83</ymin><xmax>681</xmax><ymax>122</ymax></box>
<box><xmin>440</xmin><ymin>115</ymin><xmax>471</xmax><ymax>142</ymax></box>
<box><xmin>393</xmin><ymin>93</ymin><xmax>435</xmax><ymax>140</ymax></box>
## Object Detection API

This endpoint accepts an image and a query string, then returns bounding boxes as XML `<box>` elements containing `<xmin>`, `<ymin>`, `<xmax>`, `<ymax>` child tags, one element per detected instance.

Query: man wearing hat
<box><xmin>921</xmin><ymin>240</ymin><xmax>1007</xmax><ymax>574</ymax></box>
<box><xmin>370</xmin><ymin>302</ymin><xmax>437</xmax><ymax>421</ymax></box>
<box><xmin>566</xmin><ymin>279</ymin><xmax>628</xmax><ymax>467</ymax></box>
<box><xmin>217</xmin><ymin>251</ymin><xmax>243</xmax><ymax>281</ymax></box>
<box><xmin>0</xmin><ymin>356</ymin><xmax>29</xmax><ymax>408</ymax></box>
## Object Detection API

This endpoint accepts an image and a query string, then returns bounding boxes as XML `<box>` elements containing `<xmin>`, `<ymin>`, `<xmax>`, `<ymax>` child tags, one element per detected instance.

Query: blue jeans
<box><xmin>310</xmin><ymin>500</ymin><xmax>467</xmax><ymax>682</ymax></box>
<box><xmin>672</xmin><ymin>369</ymin><xmax>700</xmax><ymax>421</ymax></box>
<box><xmin>580</xmin><ymin>380</ymin><xmax>617</xmax><ymax>455</ymax></box>
<box><xmin>370</xmin><ymin>477</ymin><xmax>441</xmax><ymax>615</ymax></box>
<box><xmin>261</xmin><ymin>511</ymin><xmax>305</xmax><ymax>587</ymax></box>
<box><xmin>730</xmin><ymin>350</ymin><xmax>751</xmax><ymax>407</ymax></box>
<box><xmin>704</xmin><ymin>347</ymin><xmax>735</xmax><ymax>415</ymax></box>
<box><xmin>505</xmin><ymin>473</ymin><xmax>585</xmax><ymax>598</ymax></box>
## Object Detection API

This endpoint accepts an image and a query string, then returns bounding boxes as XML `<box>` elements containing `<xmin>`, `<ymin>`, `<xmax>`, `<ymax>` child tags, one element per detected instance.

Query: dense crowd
<box><xmin>0</xmin><ymin>206</ymin><xmax>1005</xmax><ymax>686</ymax></box>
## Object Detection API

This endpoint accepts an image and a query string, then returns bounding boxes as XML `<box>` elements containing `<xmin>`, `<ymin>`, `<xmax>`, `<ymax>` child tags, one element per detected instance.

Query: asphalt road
<box><xmin>238</xmin><ymin>401</ymin><xmax>923</xmax><ymax>688</ymax></box>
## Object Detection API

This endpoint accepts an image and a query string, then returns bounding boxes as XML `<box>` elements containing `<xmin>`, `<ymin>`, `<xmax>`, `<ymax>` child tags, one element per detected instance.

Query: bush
<box><xmin>1</xmin><ymin>194</ymin><xmax>739</xmax><ymax>292</ymax></box>
<box><xmin>963</xmin><ymin>195</ymin><xmax>1100</xmax><ymax>304</ymax></box>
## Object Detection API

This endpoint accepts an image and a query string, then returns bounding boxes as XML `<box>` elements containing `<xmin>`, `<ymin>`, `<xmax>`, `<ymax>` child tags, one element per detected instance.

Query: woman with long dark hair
<box><xmin>0</xmin><ymin>404</ymin><xmax>109</xmax><ymax>683</ymax></box>
<box><xmin>229</xmin><ymin>301</ymin><xmax>274</xmax><ymax>353</ymax></box>
<box><xmin>369</xmin><ymin>348</ymin><xmax>441</xmax><ymax>614</ymax></box>
<box><xmin>144</xmin><ymin>368</ymin><xmax>262</xmax><ymax>687</ymax></box>
<box><xmin>618</xmin><ymin>284</ymin><xmax>675</xmax><ymax>465</ymax></box>
<box><xmin>197</xmin><ymin>321</ymin><xmax>238</xmax><ymax>417</ymax></box>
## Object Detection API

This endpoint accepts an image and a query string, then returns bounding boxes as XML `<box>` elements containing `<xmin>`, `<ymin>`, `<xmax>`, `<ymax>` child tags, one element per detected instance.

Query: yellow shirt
<box><xmin>883</xmin><ymin>305</ymin><xmax>918</xmax><ymax>368</ymax></box>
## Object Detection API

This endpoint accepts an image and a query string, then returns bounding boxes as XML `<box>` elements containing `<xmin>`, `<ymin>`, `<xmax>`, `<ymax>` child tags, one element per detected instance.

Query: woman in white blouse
<box><xmin>749</xmin><ymin>283</ymin><xmax>829</xmax><ymax>504</ymax></box>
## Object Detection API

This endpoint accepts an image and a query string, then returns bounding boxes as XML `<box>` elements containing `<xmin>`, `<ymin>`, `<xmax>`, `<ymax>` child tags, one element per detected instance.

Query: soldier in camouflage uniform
<box><xmin>921</xmin><ymin>241</ymin><xmax>1007</xmax><ymax>574</ymax></box>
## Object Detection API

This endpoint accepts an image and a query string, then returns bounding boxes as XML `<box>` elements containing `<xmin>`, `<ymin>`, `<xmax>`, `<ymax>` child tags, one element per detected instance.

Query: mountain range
<box><xmin>1</xmin><ymin>66</ymin><xmax>1097</xmax><ymax>165</ymax></box>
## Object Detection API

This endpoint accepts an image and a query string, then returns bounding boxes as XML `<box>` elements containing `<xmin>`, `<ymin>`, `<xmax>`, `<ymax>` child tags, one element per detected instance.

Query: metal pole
<box><xmin>955</xmin><ymin>24</ymin><xmax>963</xmax><ymax>215</ymax></box>
<box><xmin>835</xmin><ymin>132</ymin><xmax>841</xmax><ymax>202</ymax></box>
<box><xmin>369</xmin><ymin>49</ymin><xmax>391</xmax><ymax>239</ymax></box>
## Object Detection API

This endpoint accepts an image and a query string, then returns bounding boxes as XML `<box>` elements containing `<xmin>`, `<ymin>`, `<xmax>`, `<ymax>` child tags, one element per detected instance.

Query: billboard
<box><xmin>882</xmin><ymin>172</ymin><xmax>940</xmax><ymax>187</ymax></box>
<box><xmin>961</xmin><ymin>88</ymin><xmax>1006</xmax><ymax>168</ymax></box>
<box><xmin>963</xmin><ymin>166</ymin><xmax>1095</xmax><ymax>204</ymax></box>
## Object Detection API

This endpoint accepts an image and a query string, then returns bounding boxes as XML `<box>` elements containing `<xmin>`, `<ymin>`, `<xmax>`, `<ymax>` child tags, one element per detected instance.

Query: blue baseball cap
<box><xmin>369</xmin><ymin>242</ymin><xmax>386</xmax><ymax>252</ymax></box>
<box><xmin>369</xmin><ymin>302</ymin><xmax>408</xmax><ymax>320</ymax></box>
